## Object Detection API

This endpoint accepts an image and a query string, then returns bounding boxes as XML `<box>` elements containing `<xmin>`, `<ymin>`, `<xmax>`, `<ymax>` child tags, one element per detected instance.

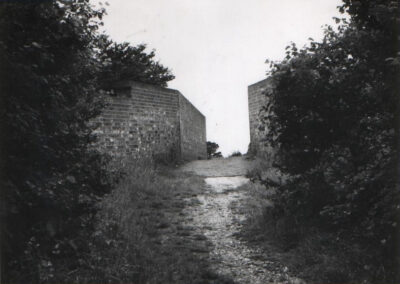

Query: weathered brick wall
<box><xmin>93</xmin><ymin>81</ymin><xmax>180</xmax><ymax>160</ymax></box>
<box><xmin>179</xmin><ymin>94</ymin><xmax>207</xmax><ymax>160</ymax></box>
<box><xmin>248</xmin><ymin>77</ymin><xmax>275</xmax><ymax>158</ymax></box>
<box><xmin>92</xmin><ymin>81</ymin><xmax>206</xmax><ymax>162</ymax></box>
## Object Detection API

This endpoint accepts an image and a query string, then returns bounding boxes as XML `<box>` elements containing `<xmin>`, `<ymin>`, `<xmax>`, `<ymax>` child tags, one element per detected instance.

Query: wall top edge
<box><xmin>113</xmin><ymin>80</ymin><xmax>205</xmax><ymax>119</ymax></box>
<box><xmin>113</xmin><ymin>80</ymin><xmax>181</xmax><ymax>95</ymax></box>
<box><xmin>248</xmin><ymin>77</ymin><xmax>274</xmax><ymax>90</ymax></box>
<box><xmin>178</xmin><ymin>93</ymin><xmax>206</xmax><ymax>119</ymax></box>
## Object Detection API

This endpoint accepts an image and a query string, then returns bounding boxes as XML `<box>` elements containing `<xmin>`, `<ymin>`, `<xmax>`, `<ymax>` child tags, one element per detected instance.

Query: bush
<box><xmin>0</xmin><ymin>2</ymin><xmax>118</xmax><ymax>281</ymax></box>
<box><xmin>229</xmin><ymin>151</ymin><xmax>242</xmax><ymax>157</ymax></box>
<box><xmin>256</xmin><ymin>0</ymin><xmax>400</xmax><ymax>282</ymax></box>
<box><xmin>0</xmin><ymin>1</ymin><xmax>174</xmax><ymax>282</ymax></box>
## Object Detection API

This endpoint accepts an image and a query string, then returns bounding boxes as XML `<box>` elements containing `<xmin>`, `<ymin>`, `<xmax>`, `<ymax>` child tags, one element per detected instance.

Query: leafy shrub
<box><xmin>0</xmin><ymin>1</ymin><xmax>174</xmax><ymax>282</ymax></box>
<box><xmin>256</xmin><ymin>0</ymin><xmax>400</xmax><ymax>282</ymax></box>
<box><xmin>0</xmin><ymin>2</ymin><xmax>117</xmax><ymax>281</ymax></box>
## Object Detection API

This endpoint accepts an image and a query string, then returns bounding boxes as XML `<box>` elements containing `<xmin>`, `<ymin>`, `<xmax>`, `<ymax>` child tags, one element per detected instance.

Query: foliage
<box><xmin>213</xmin><ymin>152</ymin><xmax>223</xmax><ymax>158</ymax></box>
<box><xmin>229</xmin><ymin>151</ymin><xmax>242</xmax><ymax>157</ymax></box>
<box><xmin>0</xmin><ymin>1</ymin><xmax>115</xmax><ymax>281</ymax></box>
<box><xmin>206</xmin><ymin>141</ymin><xmax>222</xmax><ymax>159</ymax></box>
<box><xmin>0</xmin><ymin>0</ymin><xmax>174</xmax><ymax>282</ymax></box>
<box><xmin>258</xmin><ymin>0</ymin><xmax>399</xmax><ymax>282</ymax></box>
<box><xmin>97</xmin><ymin>35</ymin><xmax>175</xmax><ymax>89</ymax></box>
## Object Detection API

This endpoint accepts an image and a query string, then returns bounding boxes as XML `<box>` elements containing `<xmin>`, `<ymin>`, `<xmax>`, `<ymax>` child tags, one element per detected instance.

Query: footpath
<box><xmin>163</xmin><ymin>156</ymin><xmax>304</xmax><ymax>284</ymax></box>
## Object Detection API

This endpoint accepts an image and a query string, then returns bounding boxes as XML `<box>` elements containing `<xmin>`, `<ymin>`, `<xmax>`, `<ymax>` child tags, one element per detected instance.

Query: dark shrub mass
<box><xmin>0</xmin><ymin>1</ymin><xmax>173</xmax><ymax>282</ymax></box>
<box><xmin>255</xmin><ymin>0</ymin><xmax>399</xmax><ymax>282</ymax></box>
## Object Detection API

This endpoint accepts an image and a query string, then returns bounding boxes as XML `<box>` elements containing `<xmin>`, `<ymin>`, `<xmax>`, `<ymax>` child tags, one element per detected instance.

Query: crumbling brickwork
<box><xmin>93</xmin><ymin>81</ymin><xmax>207</xmax><ymax>161</ymax></box>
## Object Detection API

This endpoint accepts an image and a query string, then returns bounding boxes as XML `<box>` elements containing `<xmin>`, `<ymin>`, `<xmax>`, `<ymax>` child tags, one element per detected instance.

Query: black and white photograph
<box><xmin>0</xmin><ymin>0</ymin><xmax>399</xmax><ymax>283</ymax></box>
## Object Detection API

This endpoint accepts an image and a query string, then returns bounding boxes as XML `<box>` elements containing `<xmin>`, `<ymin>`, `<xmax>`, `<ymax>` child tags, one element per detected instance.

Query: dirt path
<box><xmin>179</xmin><ymin>156</ymin><xmax>255</xmax><ymax>177</ymax></box>
<box><xmin>176</xmin><ymin>157</ymin><xmax>304</xmax><ymax>284</ymax></box>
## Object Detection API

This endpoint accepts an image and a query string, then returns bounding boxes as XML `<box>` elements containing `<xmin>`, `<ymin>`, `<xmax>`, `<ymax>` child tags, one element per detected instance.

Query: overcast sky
<box><xmin>96</xmin><ymin>0</ymin><xmax>343</xmax><ymax>156</ymax></box>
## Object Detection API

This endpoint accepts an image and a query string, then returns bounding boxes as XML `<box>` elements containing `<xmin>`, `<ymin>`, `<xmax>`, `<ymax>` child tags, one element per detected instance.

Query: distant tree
<box><xmin>207</xmin><ymin>141</ymin><xmax>221</xmax><ymax>159</ymax></box>
<box><xmin>213</xmin><ymin>151</ymin><xmax>223</xmax><ymax>158</ymax></box>
<box><xmin>229</xmin><ymin>151</ymin><xmax>242</xmax><ymax>157</ymax></box>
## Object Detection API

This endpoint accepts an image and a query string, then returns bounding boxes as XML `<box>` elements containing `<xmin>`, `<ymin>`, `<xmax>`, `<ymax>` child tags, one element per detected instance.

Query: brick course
<box><xmin>179</xmin><ymin>94</ymin><xmax>207</xmax><ymax>160</ymax></box>
<box><xmin>93</xmin><ymin>81</ymin><xmax>206</xmax><ymax>161</ymax></box>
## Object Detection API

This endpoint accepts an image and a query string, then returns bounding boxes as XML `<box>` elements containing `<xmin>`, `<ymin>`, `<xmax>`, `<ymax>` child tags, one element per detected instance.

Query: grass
<box><xmin>61</xmin><ymin>159</ymin><xmax>234</xmax><ymax>284</ymax></box>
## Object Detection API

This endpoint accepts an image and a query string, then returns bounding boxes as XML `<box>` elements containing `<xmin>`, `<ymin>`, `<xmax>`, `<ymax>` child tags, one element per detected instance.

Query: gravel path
<box><xmin>177</xmin><ymin>157</ymin><xmax>305</xmax><ymax>284</ymax></box>
<box><xmin>179</xmin><ymin>156</ymin><xmax>255</xmax><ymax>177</ymax></box>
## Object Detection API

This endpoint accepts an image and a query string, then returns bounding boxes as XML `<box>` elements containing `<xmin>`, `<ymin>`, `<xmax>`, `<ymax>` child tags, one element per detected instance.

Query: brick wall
<box><xmin>248</xmin><ymin>77</ymin><xmax>275</xmax><ymax>157</ymax></box>
<box><xmin>93</xmin><ymin>81</ymin><xmax>206</xmax><ymax>162</ymax></box>
<box><xmin>179</xmin><ymin>94</ymin><xmax>207</xmax><ymax>160</ymax></box>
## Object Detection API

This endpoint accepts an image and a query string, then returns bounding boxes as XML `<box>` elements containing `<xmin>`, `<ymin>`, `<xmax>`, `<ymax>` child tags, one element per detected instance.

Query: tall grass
<box><xmin>63</xmin><ymin>159</ymin><xmax>213</xmax><ymax>284</ymax></box>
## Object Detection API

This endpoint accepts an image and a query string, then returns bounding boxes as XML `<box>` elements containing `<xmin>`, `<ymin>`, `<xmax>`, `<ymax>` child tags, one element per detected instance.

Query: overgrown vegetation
<box><xmin>251</xmin><ymin>0</ymin><xmax>400</xmax><ymax>282</ymax></box>
<box><xmin>60</xmin><ymin>161</ymin><xmax>216</xmax><ymax>283</ymax></box>
<box><xmin>0</xmin><ymin>0</ymin><xmax>174</xmax><ymax>282</ymax></box>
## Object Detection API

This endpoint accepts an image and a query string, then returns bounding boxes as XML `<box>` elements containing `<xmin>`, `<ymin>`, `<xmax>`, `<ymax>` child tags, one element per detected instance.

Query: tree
<box><xmin>97</xmin><ymin>35</ymin><xmax>175</xmax><ymax>89</ymax></box>
<box><xmin>259</xmin><ymin>0</ymin><xmax>399</xmax><ymax>281</ymax></box>
<box><xmin>0</xmin><ymin>1</ymin><xmax>110</xmax><ymax>281</ymax></box>
<box><xmin>0</xmin><ymin>1</ymin><xmax>177</xmax><ymax>280</ymax></box>
<box><xmin>206</xmin><ymin>141</ymin><xmax>222</xmax><ymax>159</ymax></box>
<box><xmin>0</xmin><ymin>0</ymin><xmax>176</xmax><ymax>281</ymax></box>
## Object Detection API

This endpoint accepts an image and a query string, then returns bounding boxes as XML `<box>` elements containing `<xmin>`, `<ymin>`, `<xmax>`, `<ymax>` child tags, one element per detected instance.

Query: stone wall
<box><xmin>248</xmin><ymin>77</ymin><xmax>275</xmax><ymax>157</ymax></box>
<box><xmin>93</xmin><ymin>81</ymin><xmax>206</xmax><ymax>162</ymax></box>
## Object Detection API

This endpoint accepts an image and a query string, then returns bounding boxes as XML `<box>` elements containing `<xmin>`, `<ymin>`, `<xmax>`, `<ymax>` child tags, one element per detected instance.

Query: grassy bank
<box><xmin>59</xmin><ymin>161</ymin><xmax>222</xmax><ymax>284</ymax></box>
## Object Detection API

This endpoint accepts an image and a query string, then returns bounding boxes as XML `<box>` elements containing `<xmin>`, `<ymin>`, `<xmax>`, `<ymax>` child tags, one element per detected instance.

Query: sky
<box><xmin>96</xmin><ymin>0</ymin><xmax>344</xmax><ymax>156</ymax></box>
